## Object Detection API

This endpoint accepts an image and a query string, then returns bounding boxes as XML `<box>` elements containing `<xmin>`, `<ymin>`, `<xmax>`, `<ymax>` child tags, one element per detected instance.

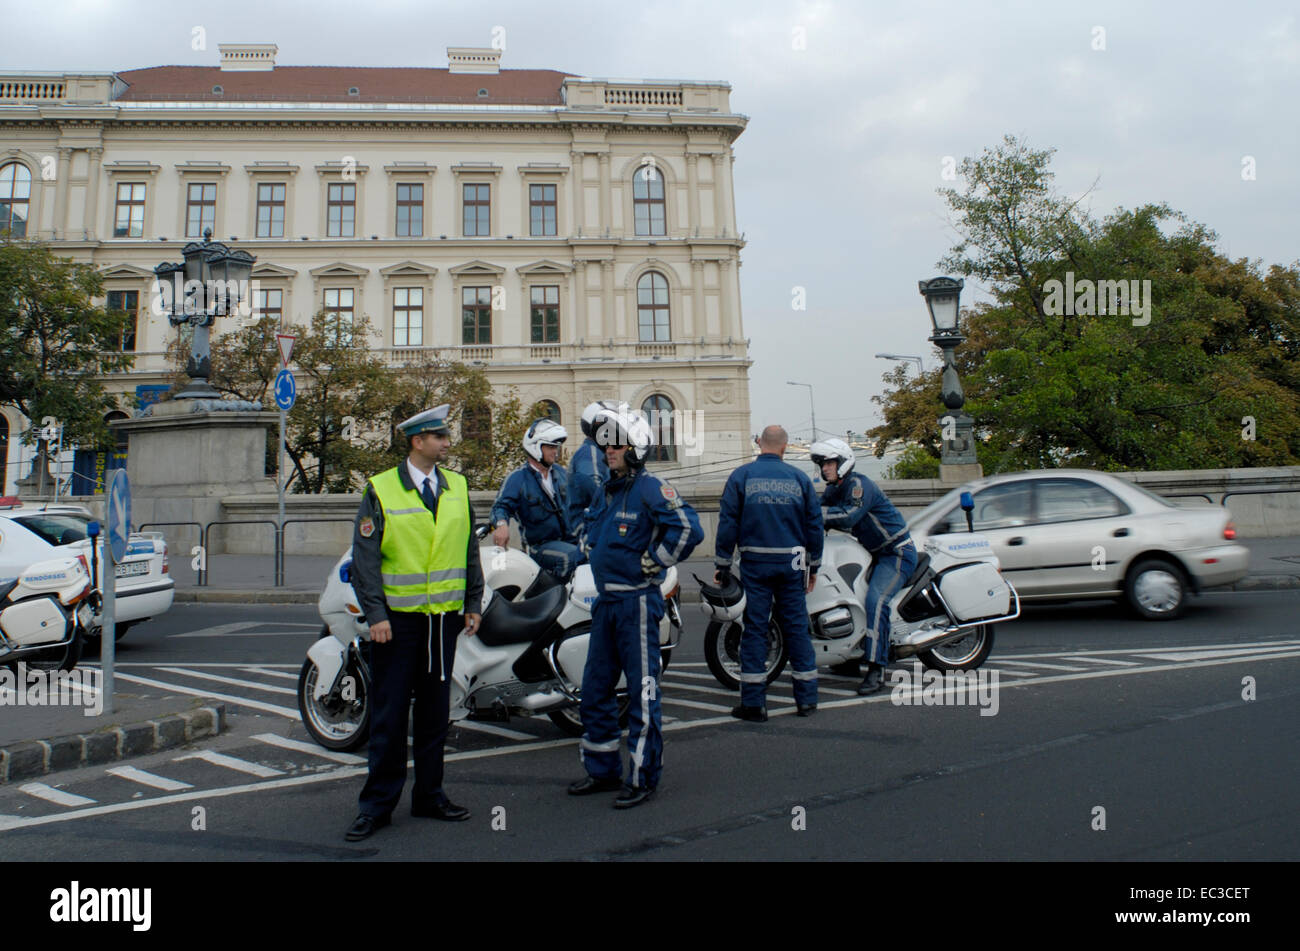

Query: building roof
<box><xmin>114</xmin><ymin>66</ymin><xmax>572</xmax><ymax>105</ymax></box>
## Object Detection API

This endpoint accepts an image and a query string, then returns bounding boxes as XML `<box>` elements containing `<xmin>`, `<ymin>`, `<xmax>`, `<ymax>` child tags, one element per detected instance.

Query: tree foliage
<box><xmin>870</xmin><ymin>135</ymin><xmax>1300</xmax><ymax>471</ymax></box>
<box><xmin>0</xmin><ymin>242</ymin><xmax>132</xmax><ymax>449</ymax></box>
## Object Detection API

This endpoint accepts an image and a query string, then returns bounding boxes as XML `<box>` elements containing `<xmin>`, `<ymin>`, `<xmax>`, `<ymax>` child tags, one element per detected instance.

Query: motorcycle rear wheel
<box><xmin>298</xmin><ymin>655</ymin><xmax>370</xmax><ymax>752</ymax></box>
<box><xmin>11</xmin><ymin>628</ymin><xmax>85</xmax><ymax>673</ymax></box>
<box><xmin>704</xmin><ymin>619</ymin><xmax>788</xmax><ymax>691</ymax></box>
<box><xmin>546</xmin><ymin>646</ymin><xmax>671</xmax><ymax>737</ymax></box>
<box><xmin>918</xmin><ymin>624</ymin><xmax>995</xmax><ymax>671</ymax></box>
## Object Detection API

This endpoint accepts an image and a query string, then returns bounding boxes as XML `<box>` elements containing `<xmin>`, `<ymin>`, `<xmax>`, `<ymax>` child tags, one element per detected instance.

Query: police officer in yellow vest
<box><xmin>345</xmin><ymin>404</ymin><xmax>485</xmax><ymax>842</ymax></box>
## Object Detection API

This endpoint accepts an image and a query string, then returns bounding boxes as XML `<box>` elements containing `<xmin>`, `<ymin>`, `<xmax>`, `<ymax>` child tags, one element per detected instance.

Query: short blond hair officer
<box><xmin>345</xmin><ymin>404</ymin><xmax>485</xmax><ymax>842</ymax></box>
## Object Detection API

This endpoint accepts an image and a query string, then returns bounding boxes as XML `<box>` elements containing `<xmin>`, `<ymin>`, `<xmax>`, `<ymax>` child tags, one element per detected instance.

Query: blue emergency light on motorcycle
<box><xmin>960</xmin><ymin>492</ymin><xmax>974</xmax><ymax>532</ymax></box>
<box><xmin>87</xmin><ymin>521</ymin><xmax>100</xmax><ymax>537</ymax></box>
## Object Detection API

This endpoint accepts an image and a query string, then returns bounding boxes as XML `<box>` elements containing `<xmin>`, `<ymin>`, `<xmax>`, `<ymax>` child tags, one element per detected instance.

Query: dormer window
<box><xmin>211</xmin><ymin>85</ymin><xmax>224</xmax><ymax>95</ymax></box>
<box><xmin>348</xmin><ymin>86</ymin><xmax>359</xmax><ymax>96</ymax></box>
<box><xmin>477</xmin><ymin>88</ymin><xmax>489</xmax><ymax>98</ymax></box>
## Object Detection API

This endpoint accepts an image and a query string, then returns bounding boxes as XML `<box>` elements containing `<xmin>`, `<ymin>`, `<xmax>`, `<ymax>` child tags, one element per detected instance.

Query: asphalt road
<box><xmin>0</xmin><ymin>589</ymin><xmax>1297</xmax><ymax>861</ymax></box>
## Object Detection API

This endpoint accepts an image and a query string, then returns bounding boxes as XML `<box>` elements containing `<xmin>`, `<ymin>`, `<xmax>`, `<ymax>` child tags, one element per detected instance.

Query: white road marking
<box><xmin>453</xmin><ymin>720</ymin><xmax>536</xmax><ymax>741</ymax></box>
<box><xmin>813</xmin><ymin>684</ymin><xmax>859</xmax><ymax>697</ymax></box>
<box><xmin>112</xmin><ymin>672</ymin><xmax>300</xmax><ymax>718</ymax></box>
<box><xmin>105</xmin><ymin>766</ymin><xmax>193</xmax><ymax>792</ymax></box>
<box><xmin>155</xmin><ymin>666</ymin><xmax>297</xmax><ymax>696</ymax></box>
<box><xmin>100</xmin><ymin>663</ymin><xmax>300</xmax><ymax>669</ymax></box>
<box><xmin>661</xmin><ymin>697</ymin><xmax>733</xmax><ymax>713</ymax></box>
<box><xmin>251</xmin><ymin>733</ymin><xmax>366</xmax><ymax>764</ymax></box>
<box><xmin>173</xmin><ymin>751</ymin><xmax>285</xmax><ymax>778</ymax></box>
<box><xmin>6</xmin><ymin>647</ymin><xmax>1300</xmax><ymax>832</ymax></box>
<box><xmin>166</xmin><ymin>623</ymin><xmax>254</xmax><ymax>639</ymax></box>
<box><xmin>1138</xmin><ymin>647</ymin><xmax>1300</xmax><ymax>662</ymax></box>
<box><xmin>18</xmin><ymin>783</ymin><xmax>96</xmax><ymax>807</ymax></box>
<box><xmin>667</xmin><ymin>668</ymin><xmax>856</xmax><ymax>696</ymax></box>
<box><xmin>996</xmin><ymin>660</ymin><xmax>1090</xmax><ymax>672</ymax></box>
<box><xmin>987</xmin><ymin>668</ymin><xmax>1038</xmax><ymax>678</ymax></box>
<box><xmin>1069</xmin><ymin>657</ymin><xmax>1140</xmax><ymax>666</ymax></box>
<box><xmin>170</xmin><ymin>630</ymin><xmax>320</xmax><ymax>638</ymax></box>
<box><xmin>239</xmin><ymin>668</ymin><xmax>299</xmax><ymax>681</ymax></box>
<box><xmin>666</xmin><ymin>670</ymin><xmax>732</xmax><ymax>682</ymax></box>
<box><xmin>662</xmin><ymin>678</ymin><xmax>792</xmax><ymax>703</ymax></box>
<box><xmin>996</xmin><ymin>638</ymin><xmax>1300</xmax><ymax>661</ymax></box>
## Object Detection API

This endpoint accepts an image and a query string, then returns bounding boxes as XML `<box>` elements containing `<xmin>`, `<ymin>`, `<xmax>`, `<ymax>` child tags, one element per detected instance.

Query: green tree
<box><xmin>869</xmin><ymin>136</ymin><xmax>1300</xmax><ymax>471</ymax></box>
<box><xmin>0</xmin><ymin>242</ymin><xmax>132</xmax><ymax>479</ymax></box>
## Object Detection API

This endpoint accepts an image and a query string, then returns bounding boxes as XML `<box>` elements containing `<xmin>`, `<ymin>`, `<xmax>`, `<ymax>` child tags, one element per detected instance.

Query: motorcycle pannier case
<box><xmin>935</xmin><ymin>562</ymin><xmax>1010</xmax><ymax>622</ymax></box>
<box><xmin>1</xmin><ymin>597</ymin><xmax>70</xmax><ymax>647</ymax></box>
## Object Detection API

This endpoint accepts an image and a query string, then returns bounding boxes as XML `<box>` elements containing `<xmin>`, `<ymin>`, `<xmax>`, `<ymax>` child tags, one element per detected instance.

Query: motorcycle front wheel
<box><xmin>704</xmin><ymin>619</ymin><xmax>788</xmax><ymax>691</ymax></box>
<box><xmin>12</xmin><ymin>627</ymin><xmax>85</xmax><ymax>673</ymax></box>
<box><xmin>298</xmin><ymin>654</ymin><xmax>370</xmax><ymax>752</ymax></box>
<box><xmin>918</xmin><ymin>624</ymin><xmax>995</xmax><ymax>671</ymax></box>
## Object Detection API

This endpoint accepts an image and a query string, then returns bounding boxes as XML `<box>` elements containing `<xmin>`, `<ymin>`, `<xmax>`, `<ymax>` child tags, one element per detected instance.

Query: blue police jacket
<box><xmin>715</xmin><ymin>452</ymin><xmax>824</xmax><ymax>571</ymax></box>
<box><xmin>567</xmin><ymin>437</ymin><xmax>608</xmax><ymax>531</ymax></box>
<box><xmin>585</xmin><ymin>467</ymin><xmax>703</xmax><ymax>597</ymax></box>
<box><xmin>489</xmin><ymin>462</ymin><xmax>575</xmax><ymax>548</ymax></box>
<box><xmin>822</xmin><ymin>472</ymin><xmax>911</xmax><ymax>555</ymax></box>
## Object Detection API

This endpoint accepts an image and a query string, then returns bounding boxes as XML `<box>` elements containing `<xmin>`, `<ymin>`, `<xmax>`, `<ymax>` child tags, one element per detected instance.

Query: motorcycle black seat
<box><xmin>476</xmin><ymin>584</ymin><xmax>568</xmax><ymax>647</ymax></box>
<box><xmin>904</xmin><ymin>553</ymin><xmax>931</xmax><ymax>587</ymax></box>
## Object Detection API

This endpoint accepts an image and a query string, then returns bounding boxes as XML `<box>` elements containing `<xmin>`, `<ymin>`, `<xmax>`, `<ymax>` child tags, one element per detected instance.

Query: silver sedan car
<box><xmin>907</xmin><ymin>470</ymin><xmax>1248</xmax><ymax>620</ymax></box>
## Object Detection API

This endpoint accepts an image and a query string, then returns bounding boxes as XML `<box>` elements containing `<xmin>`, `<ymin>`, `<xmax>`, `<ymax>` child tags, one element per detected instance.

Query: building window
<box><xmin>327</xmin><ymin>183</ymin><xmax>356</xmax><ymax>237</ymax></box>
<box><xmin>255</xmin><ymin>183</ymin><xmax>285</xmax><ymax>238</ymax></box>
<box><xmin>637</xmin><ymin>271</ymin><xmax>670</xmax><ymax>342</ymax></box>
<box><xmin>396</xmin><ymin>183</ymin><xmax>423</xmax><ymax>237</ymax></box>
<box><xmin>393</xmin><ymin>287</ymin><xmax>423</xmax><ymax>347</ymax></box>
<box><xmin>462</xmin><ymin>183</ymin><xmax>490</xmax><ymax>236</ymax></box>
<box><xmin>539</xmin><ymin>400</ymin><xmax>561</xmax><ymax>424</ymax></box>
<box><xmin>254</xmin><ymin>287</ymin><xmax>283</xmax><ymax>325</ymax></box>
<box><xmin>106</xmin><ymin>290</ymin><xmax>139</xmax><ymax>352</ymax></box>
<box><xmin>529</xmin><ymin>183</ymin><xmax>557</xmax><ymax>236</ymax></box>
<box><xmin>185</xmin><ymin>183</ymin><xmax>217</xmax><ymax>238</ymax></box>
<box><xmin>323</xmin><ymin>288</ymin><xmax>354</xmax><ymax>345</ymax></box>
<box><xmin>0</xmin><ymin>162</ymin><xmax>32</xmax><ymax>238</ymax></box>
<box><xmin>642</xmin><ymin>394</ymin><xmax>676</xmax><ymax>463</ymax></box>
<box><xmin>530</xmin><ymin>285</ymin><xmax>560</xmax><ymax>343</ymax></box>
<box><xmin>633</xmin><ymin>165</ymin><xmax>666</xmax><ymax>236</ymax></box>
<box><xmin>113</xmin><ymin>183</ymin><xmax>146</xmax><ymax>238</ymax></box>
<box><xmin>461</xmin><ymin>286</ymin><xmax>492</xmax><ymax>344</ymax></box>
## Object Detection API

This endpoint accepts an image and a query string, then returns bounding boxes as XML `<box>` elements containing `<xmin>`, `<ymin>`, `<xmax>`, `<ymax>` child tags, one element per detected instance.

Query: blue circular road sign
<box><xmin>274</xmin><ymin>368</ymin><xmax>297</xmax><ymax>411</ymax></box>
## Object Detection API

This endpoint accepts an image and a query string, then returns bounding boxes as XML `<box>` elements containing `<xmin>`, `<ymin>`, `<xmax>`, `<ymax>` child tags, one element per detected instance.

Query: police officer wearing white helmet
<box><xmin>809</xmin><ymin>437</ymin><xmax>916</xmax><ymax>695</ymax></box>
<box><xmin>567</xmin><ymin>399</ymin><xmax>628</xmax><ymax>532</ymax></box>
<box><xmin>490</xmin><ymin>418</ymin><xmax>581</xmax><ymax>583</ymax></box>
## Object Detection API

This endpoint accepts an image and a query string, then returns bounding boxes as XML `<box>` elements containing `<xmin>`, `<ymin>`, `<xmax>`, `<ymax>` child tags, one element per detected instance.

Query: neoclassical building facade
<box><xmin>0</xmin><ymin>45</ymin><xmax>753</xmax><ymax>493</ymax></box>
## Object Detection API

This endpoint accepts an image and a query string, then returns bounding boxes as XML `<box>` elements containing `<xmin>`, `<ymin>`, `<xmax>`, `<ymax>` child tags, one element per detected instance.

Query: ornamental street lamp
<box><xmin>154</xmin><ymin>229</ymin><xmax>255</xmax><ymax>400</ymax></box>
<box><xmin>918</xmin><ymin>276</ymin><xmax>981</xmax><ymax>480</ymax></box>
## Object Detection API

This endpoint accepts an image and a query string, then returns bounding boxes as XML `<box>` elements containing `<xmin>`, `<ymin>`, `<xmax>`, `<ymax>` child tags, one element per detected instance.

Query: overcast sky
<box><xmin>6</xmin><ymin>0</ymin><xmax>1298</xmax><ymax>443</ymax></box>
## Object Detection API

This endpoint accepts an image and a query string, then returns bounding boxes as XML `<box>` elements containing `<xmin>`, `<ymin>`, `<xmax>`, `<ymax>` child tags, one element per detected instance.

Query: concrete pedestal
<box><xmin>110</xmin><ymin>403</ymin><xmax>278</xmax><ymax>552</ymax></box>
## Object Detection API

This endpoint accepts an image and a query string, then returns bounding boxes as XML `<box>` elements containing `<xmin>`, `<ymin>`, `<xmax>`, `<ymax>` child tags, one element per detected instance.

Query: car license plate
<box><xmin>115</xmin><ymin>561</ymin><xmax>149</xmax><ymax>578</ymax></box>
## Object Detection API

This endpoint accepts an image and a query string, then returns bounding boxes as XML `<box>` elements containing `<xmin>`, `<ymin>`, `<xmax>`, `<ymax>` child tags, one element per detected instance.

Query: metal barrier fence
<box><xmin>141</xmin><ymin>517</ymin><xmax>357</xmax><ymax>587</ymax></box>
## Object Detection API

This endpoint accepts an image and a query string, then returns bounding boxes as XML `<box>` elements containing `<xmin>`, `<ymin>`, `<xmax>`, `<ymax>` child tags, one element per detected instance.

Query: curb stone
<box><xmin>0</xmin><ymin>704</ymin><xmax>225</xmax><ymax>784</ymax></box>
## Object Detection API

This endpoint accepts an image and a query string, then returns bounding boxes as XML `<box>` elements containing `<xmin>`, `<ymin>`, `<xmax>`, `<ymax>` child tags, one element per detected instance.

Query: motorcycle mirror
<box><xmin>474</xmin><ymin>523</ymin><xmax>491</xmax><ymax>540</ymax></box>
<box><xmin>87</xmin><ymin>520</ymin><xmax>100</xmax><ymax>537</ymax></box>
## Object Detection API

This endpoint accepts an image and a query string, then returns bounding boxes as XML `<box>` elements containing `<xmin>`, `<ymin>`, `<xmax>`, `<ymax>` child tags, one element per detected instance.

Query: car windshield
<box><xmin>13</xmin><ymin>513</ymin><xmax>89</xmax><ymax>547</ymax></box>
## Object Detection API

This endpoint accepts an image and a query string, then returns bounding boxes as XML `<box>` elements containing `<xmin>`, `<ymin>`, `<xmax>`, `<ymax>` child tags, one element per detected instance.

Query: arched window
<box><xmin>636</xmin><ymin>271</ymin><xmax>670</xmax><ymax>342</ymax></box>
<box><xmin>538</xmin><ymin>400</ymin><xmax>561</xmax><ymax>425</ymax></box>
<box><xmin>0</xmin><ymin>162</ymin><xmax>32</xmax><ymax>238</ymax></box>
<box><xmin>642</xmin><ymin>394</ymin><xmax>676</xmax><ymax>463</ymax></box>
<box><xmin>633</xmin><ymin>164</ymin><xmax>665</xmax><ymax>236</ymax></box>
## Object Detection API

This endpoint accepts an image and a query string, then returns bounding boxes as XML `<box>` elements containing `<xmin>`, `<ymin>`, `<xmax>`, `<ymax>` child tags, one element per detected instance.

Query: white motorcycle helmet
<box><xmin>696</xmin><ymin>572</ymin><xmax>746</xmax><ymax>623</ymax></box>
<box><xmin>809</xmin><ymin>437</ymin><xmax>855</xmax><ymax>481</ymax></box>
<box><xmin>580</xmin><ymin>399</ymin><xmax>629</xmax><ymax>440</ymax></box>
<box><xmin>592</xmin><ymin>406</ymin><xmax>654</xmax><ymax>467</ymax></box>
<box><xmin>522</xmin><ymin>418</ymin><xmax>568</xmax><ymax>464</ymax></box>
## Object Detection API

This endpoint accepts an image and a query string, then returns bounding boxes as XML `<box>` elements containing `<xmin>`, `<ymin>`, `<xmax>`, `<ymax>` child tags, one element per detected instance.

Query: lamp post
<box><xmin>787</xmin><ymin>381</ymin><xmax>818</xmax><ymax>441</ymax></box>
<box><xmin>154</xmin><ymin>229</ymin><xmax>255</xmax><ymax>400</ymax></box>
<box><xmin>918</xmin><ymin>276</ymin><xmax>981</xmax><ymax>482</ymax></box>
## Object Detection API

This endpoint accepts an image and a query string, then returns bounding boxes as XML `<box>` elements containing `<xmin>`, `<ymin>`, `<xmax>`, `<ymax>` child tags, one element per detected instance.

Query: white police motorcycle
<box><xmin>299</xmin><ymin>526</ymin><xmax>683</xmax><ymax>750</ymax></box>
<box><xmin>0</xmin><ymin>552</ymin><xmax>97</xmax><ymax>673</ymax></box>
<box><xmin>700</xmin><ymin>493</ymin><xmax>1020</xmax><ymax>689</ymax></box>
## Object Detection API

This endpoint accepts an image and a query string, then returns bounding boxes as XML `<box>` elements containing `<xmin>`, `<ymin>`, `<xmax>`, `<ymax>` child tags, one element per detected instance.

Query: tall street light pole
<box><xmin>875</xmin><ymin>353</ymin><xmax>926</xmax><ymax>374</ymax></box>
<box><xmin>787</xmin><ymin>381</ymin><xmax>817</xmax><ymax>441</ymax></box>
<box><xmin>918</xmin><ymin>276</ymin><xmax>981</xmax><ymax>483</ymax></box>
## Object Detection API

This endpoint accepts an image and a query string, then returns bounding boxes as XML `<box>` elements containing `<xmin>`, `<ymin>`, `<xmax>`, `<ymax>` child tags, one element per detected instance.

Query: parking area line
<box><xmin>105</xmin><ymin>766</ymin><xmax>194</xmax><ymax>792</ymax></box>
<box><xmin>239</xmin><ymin>667</ymin><xmax>300</xmax><ymax>681</ymax></box>
<box><xmin>113</xmin><ymin>672</ymin><xmax>300</xmax><ymax>718</ymax></box>
<box><xmin>996</xmin><ymin>660</ymin><xmax>1089</xmax><ymax>672</ymax></box>
<box><xmin>251</xmin><ymin>733</ymin><xmax>366</xmax><ymax>765</ymax></box>
<box><xmin>155</xmin><ymin>666</ymin><xmax>297</xmax><ymax>696</ymax></box>
<box><xmin>453</xmin><ymin>720</ymin><xmax>536</xmax><ymax>741</ymax></box>
<box><xmin>173</xmin><ymin>751</ymin><xmax>285</xmax><ymax>778</ymax></box>
<box><xmin>662</xmin><ymin>697</ymin><xmax>733</xmax><ymax>713</ymax></box>
<box><xmin>18</xmin><ymin>783</ymin><xmax>96</xmax><ymax>807</ymax></box>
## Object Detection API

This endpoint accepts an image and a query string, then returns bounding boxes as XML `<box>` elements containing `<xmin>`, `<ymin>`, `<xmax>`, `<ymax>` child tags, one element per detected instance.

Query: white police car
<box><xmin>0</xmin><ymin>500</ymin><xmax>174</xmax><ymax>640</ymax></box>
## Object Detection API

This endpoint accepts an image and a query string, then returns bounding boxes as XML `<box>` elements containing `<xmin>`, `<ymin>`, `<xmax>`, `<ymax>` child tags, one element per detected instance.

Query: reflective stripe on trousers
<box><xmin>864</xmin><ymin>545</ymin><xmax>917</xmax><ymax>666</ymax></box>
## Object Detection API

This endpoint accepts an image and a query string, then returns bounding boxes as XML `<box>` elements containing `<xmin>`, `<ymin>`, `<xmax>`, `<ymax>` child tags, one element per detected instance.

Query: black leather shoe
<box><xmin>568</xmin><ymin>775</ymin><xmax>623</xmax><ymax>796</ymax></box>
<box><xmin>731</xmin><ymin>704</ymin><xmax>768</xmax><ymax>722</ymax></box>
<box><xmin>411</xmin><ymin>794</ymin><xmax>470</xmax><ymax>821</ymax></box>
<box><xmin>797</xmin><ymin>703</ymin><xmax>817</xmax><ymax>717</ymax></box>
<box><xmin>345</xmin><ymin>813</ymin><xmax>390</xmax><ymax>841</ymax></box>
<box><xmin>614</xmin><ymin>786</ymin><xmax>655</xmax><ymax>809</ymax></box>
<box><xmin>857</xmin><ymin>665</ymin><xmax>885</xmax><ymax>696</ymax></box>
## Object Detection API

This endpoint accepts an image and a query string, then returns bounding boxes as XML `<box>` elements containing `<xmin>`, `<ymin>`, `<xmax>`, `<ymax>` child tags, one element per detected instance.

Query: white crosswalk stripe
<box><xmin>19</xmin><ymin>783</ymin><xmax>96</xmax><ymax>807</ymax></box>
<box><xmin>238</xmin><ymin>667</ymin><xmax>300</xmax><ymax>681</ymax></box>
<box><xmin>105</xmin><ymin>766</ymin><xmax>194</xmax><ymax>792</ymax></box>
<box><xmin>173</xmin><ymin>750</ymin><xmax>285</xmax><ymax>778</ymax></box>
<box><xmin>155</xmin><ymin>666</ymin><xmax>297</xmax><ymax>696</ymax></box>
<box><xmin>662</xmin><ymin>697</ymin><xmax>733</xmax><ymax>713</ymax></box>
<box><xmin>453</xmin><ymin>720</ymin><xmax>536</xmax><ymax>741</ymax></box>
<box><xmin>252</xmin><ymin>733</ymin><xmax>366</xmax><ymax>764</ymax></box>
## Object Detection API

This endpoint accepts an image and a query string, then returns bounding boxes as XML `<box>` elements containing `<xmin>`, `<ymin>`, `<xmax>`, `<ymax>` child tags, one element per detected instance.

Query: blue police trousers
<box><xmin>530</xmin><ymin>539</ymin><xmax>582</xmax><ymax>584</ymax></box>
<box><xmin>864</xmin><ymin>542</ymin><xmax>917</xmax><ymax>666</ymax></box>
<box><xmin>739</xmin><ymin>562</ymin><xmax>818</xmax><ymax>708</ymax></box>
<box><xmin>579</xmin><ymin>589</ymin><xmax>665</xmax><ymax>791</ymax></box>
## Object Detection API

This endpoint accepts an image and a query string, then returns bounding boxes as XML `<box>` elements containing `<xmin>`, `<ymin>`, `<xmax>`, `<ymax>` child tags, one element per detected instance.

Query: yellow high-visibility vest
<box><xmin>369</xmin><ymin>466</ymin><xmax>470</xmax><ymax>614</ymax></box>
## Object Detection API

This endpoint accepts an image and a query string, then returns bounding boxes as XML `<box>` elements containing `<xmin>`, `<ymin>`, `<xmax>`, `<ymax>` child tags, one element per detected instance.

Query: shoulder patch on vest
<box><xmin>851</xmin><ymin>482</ymin><xmax>864</xmax><ymax>500</ymax></box>
<box><xmin>359</xmin><ymin>516</ymin><xmax>375</xmax><ymax>538</ymax></box>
